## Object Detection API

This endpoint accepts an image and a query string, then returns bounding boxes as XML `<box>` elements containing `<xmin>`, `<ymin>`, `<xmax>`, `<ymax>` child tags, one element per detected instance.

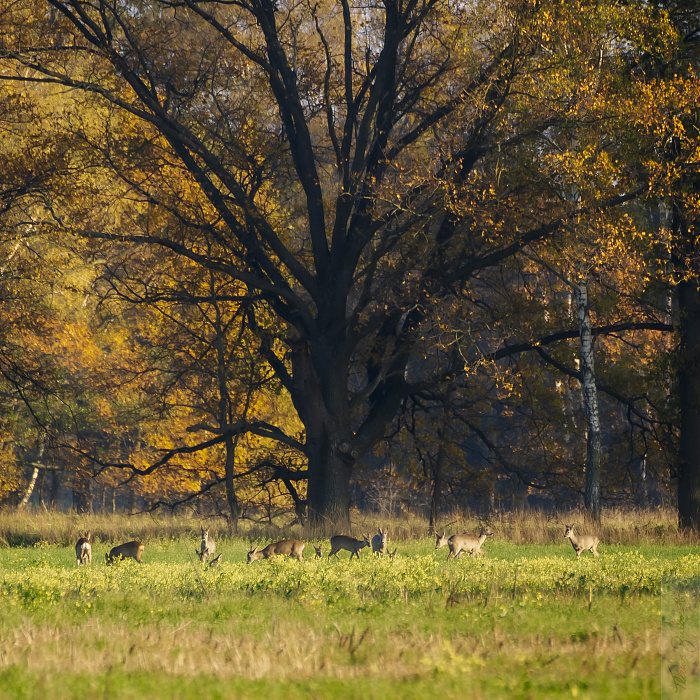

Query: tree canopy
<box><xmin>0</xmin><ymin>0</ymin><xmax>698</xmax><ymax>526</ymax></box>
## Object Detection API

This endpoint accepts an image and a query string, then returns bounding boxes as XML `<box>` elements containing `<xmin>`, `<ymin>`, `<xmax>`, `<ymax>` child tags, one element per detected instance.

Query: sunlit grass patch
<box><xmin>0</xmin><ymin>526</ymin><xmax>698</xmax><ymax>699</ymax></box>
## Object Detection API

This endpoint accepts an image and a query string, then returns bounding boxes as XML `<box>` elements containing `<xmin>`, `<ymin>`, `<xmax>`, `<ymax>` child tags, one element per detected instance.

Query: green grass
<box><xmin>0</xmin><ymin>533</ymin><xmax>698</xmax><ymax>699</ymax></box>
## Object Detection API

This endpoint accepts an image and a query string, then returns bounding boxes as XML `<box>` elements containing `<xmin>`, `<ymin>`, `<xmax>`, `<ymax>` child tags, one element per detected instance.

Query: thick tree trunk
<box><xmin>292</xmin><ymin>339</ymin><xmax>353</xmax><ymax>527</ymax></box>
<box><xmin>673</xmin><ymin>185</ymin><xmax>700</xmax><ymax>531</ymax></box>
<box><xmin>574</xmin><ymin>281</ymin><xmax>602</xmax><ymax>521</ymax></box>
<box><xmin>677</xmin><ymin>277</ymin><xmax>700</xmax><ymax>530</ymax></box>
<box><xmin>306</xmin><ymin>439</ymin><xmax>352</xmax><ymax>527</ymax></box>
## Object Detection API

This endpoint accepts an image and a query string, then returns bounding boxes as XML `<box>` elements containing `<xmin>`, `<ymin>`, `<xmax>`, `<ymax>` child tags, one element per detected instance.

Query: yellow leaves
<box><xmin>630</xmin><ymin>69</ymin><xmax>700</xmax><ymax>138</ymax></box>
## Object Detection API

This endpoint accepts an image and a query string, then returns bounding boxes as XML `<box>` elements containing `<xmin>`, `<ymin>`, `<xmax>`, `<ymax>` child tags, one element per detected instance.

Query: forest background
<box><xmin>0</xmin><ymin>0</ymin><xmax>698</xmax><ymax>530</ymax></box>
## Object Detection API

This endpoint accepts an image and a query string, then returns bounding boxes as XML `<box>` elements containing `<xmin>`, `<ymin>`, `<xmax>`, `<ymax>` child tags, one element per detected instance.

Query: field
<box><xmin>0</xmin><ymin>510</ymin><xmax>698</xmax><ymax>699</ymax></box>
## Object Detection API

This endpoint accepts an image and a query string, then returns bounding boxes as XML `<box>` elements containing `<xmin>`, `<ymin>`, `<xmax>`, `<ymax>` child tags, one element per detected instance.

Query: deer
<box><xmin>196</xmin><ymin>527</ymin><xmax>216</xmax><ymax>564</ymax></box>
<box><xmin>208</xmin><ymin>553</ymin><xmax>223</xmax><ymax>568</ymax></box>
<box><xmin>75</xmin><ymin>532</ymin><xmax>92</xmax><ymax>566</ymax></box>
<box><xmin>328</xmin><ymin>534</ymin><xmax>371</xmax><ymax>560</ymax></box>
<box><xmin>247</xmin><ymin>539</ymin><xmax>306</xmax><ymax>563</ymax></box>
<box><xmin>105</xmin><ymin>540</ymin><xmax>144</xmax><ymax>564</ymax></box>
<box><xmin>435</xmin><ymin>524</ymin><xmax>494</xmax><ymax>560</ymax></box>
<box><xmin>371</xmin><ymin>527</ymin><xmax>388</xmax><ymax>557</ymax></box>
<box><xmin>564</xmin><ymin>525</ymin><xmax>600</xmax><ymax>559</ymax></box>
<box><xmin>388</xmin><ymin>547</ymin><xmax>397</xmax><ymax>560</ymax></box>
<box><xmin>314</xmin><ymin>545</ymin><xmax>323</xmax><ymax>558</ymax></box>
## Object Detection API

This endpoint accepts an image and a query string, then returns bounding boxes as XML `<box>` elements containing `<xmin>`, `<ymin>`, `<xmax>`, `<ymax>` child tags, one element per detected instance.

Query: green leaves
<box><xmin>1</xmin><ymin>540</ymin><xmax>697</xmax><ymax>619</ymax></box>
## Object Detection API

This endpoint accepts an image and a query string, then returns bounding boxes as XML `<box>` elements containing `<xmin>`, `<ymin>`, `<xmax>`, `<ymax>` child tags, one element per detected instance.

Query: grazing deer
<box><xmin>196</xmin><ymin>527</ymin><xmax>216</xmax><ymax>564</ymax></box>
<box><xmin>247</xmin><ymin>539</ymin><xmax>306</xmax><ymax>563</ymax></box>
<box><xmin>435</xmin><ymin>525</ymin><xmax>493</xmax><ymax>560</ymax></box>
<box><xmin>75</xmin><ymin>532</ymin><xmax>92</xmax><ymax>566</ymax></box>
<box><xmin>371</xmin><ymin>527</ymin><xmax>388</xmax><ymax>557</ymax></box>
<box><xmin>328</xmin><ymin>534</ymin><xmax>371</xmax><ymax>560</ymax></box>
<box><xmin>105</xmin><ymin>540</ymin><xmax>144</xmax><ymax>564</ymax></box>
<box><xmin>314</xmin><ymin>545</ymin><xmax>323</xmax><ymax>558</ymax></box>
<box><xmin>208</xmin><ymin>553</ymin><xmax>222</xmax><ymax>568</ymax></box>
<box><xmin>388</xmin><ymin>548</ymin><xmax>397</xmax><ymax>560</ymax></box>
<box><xmin>564</xmin><ymin>525</ymin><xmax>600</xmax><ymax>559</ymax></box>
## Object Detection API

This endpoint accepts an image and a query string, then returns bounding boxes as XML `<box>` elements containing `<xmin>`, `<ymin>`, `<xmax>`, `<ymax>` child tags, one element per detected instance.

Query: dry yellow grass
<box><xmin>0</xmin><ymin>504</ymin><xmax>695</xmax><ymax>548</ymax></box>
<box><xmin>349</xmin><ymin>505</ymin><xmax>696</xmax><ymax>545</ymax></box>
<box><xmin>0</xmin><ymin>610</ymin><xmax>693</xmax><ymax>685</ymax></box>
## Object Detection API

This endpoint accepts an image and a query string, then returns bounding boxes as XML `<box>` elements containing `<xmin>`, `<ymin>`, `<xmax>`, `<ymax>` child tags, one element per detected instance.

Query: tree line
<box><xmin>0</xmin><ymin>0</ymin><xmax>698</xmax><ymax>528</ymax></box>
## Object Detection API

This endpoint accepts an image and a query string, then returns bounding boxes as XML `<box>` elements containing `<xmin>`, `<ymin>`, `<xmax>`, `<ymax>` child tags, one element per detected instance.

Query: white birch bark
<box><xmin>17</xmin><ymin>467</ymin><xmax>40</xmax><ymax>510</ymax></box>
<box><xmin>574</xmin><ymin>280</ymin><xmax>602</xmax><ymax>520</ymax></box>
<box><xmin>18</xmin><ymin>444</ymin><xmax>44</xmax><ymax>510</ymax></box>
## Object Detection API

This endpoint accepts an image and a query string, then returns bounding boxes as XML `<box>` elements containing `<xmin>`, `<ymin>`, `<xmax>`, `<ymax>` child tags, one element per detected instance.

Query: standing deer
<box><xmin>75</xmin><ymin>532</ymin><xmax>92</xmax><ymax>566</ymax></box>
<box><xmin>328</xmin><ymin>534</ymin><xmax>371</xmax><ymax>560</ymax></box>
<box><xmin>371</xmin><ymin>527</ymin><xmax>388</xmax><ymax>557</ymax></box>
<box><xmin>564</xmin><ymin>525</ymin><xmax>600</xmax><ymax>559</ymax></box>
<box><xmin>196</xmin><ymin>527</ymin><xmax>216</xmax><ymax>564</ymax></box>
<box><xmin>388</xmin><ymin>548</ymin><xmax>397</xmax><ymax>560</ymax></box>
<box><xmin>105</xmin><ymin>540</ymin><xmax>144</xmax><ymax>564</ymax></box>
<box><xmin>435</xmin><ymin>525</ymin><xmax>493</xmax><ymax>560</ymax></box>
<box><xmin>247</xmin><ymin>539</ymin><xmax>306</xmax><ymax>563</ymax></box>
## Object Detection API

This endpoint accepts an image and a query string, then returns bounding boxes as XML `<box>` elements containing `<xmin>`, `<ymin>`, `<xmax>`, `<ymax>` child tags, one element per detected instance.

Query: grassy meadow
<box><xmin>0</xmin><ymin>508</ymin><xmax>698</xmax><ymax>699</ymax></box>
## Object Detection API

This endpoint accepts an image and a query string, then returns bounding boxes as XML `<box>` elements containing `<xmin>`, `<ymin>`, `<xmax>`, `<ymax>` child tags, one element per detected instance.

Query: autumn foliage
<box><xmin>0</xmin><ymin>0</ymin><xmax>698</xmax><ymax>526</ymax></box>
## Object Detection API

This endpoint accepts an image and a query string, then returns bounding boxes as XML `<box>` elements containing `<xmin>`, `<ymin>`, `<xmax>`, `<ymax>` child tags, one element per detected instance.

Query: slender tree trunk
<box><xmin>48</xmin><ymin>470</ymin><xmax>59</xmax><ymax>510</ymax></box>
<box><xmin>72</xmin><ymin>468</ymin><xmax>93</xmax><ymax>514</ymax></box>
<box><xmin>430</xmin><ymin>415</ymin><xmax>448</xmax><ymax>531</ymax></box>
<box><xmin>18</xmin><ymin>467</ymin><xmax>40</xmax><ymax>510</ymax></box>
<box><xmin>429</xmin><ymin>442</ymin><xmax>444</xmax><ymax>532</ymax></box>
<box><xmin>125</xmin><ymin>489</ymin><xmax>135</xmax><ymax>514</ymax></box>
<box><xmin>638</xmin><ymin>451</ymin><xmax>648</xmax><ymax>505</ymax></box>
<box><xmin>211</xmin><ymin>272</ymin><xmax>240</xmax><ymax>530</ymax></box>
<box><xmin>574</xmin><ymin>281</ymin><xmax>602</xmax><ymax>521</ymax></box>
<box><xmin>223</xmin><ymin>434</ymin><xmax>240</xmax><ymax>531</ymax></box>
<box><xmin>677</xmin><ymin>276</ymin><xmax>700</xmax><ymax>530</ymax></box>
<box><xmin>36</xmin><ymin>469</ymin><xmax>46</xmax><ymax>508</ymax></box>
<box><xmin>18</xmin><ymin>442</ymin><xmax>44</xmax><ymax>510</ymax></box>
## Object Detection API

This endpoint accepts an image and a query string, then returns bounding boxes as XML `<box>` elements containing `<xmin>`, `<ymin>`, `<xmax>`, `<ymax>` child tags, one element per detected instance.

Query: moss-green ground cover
<box><xmin>0</xmin><ymin>537</ymin><xmax>698</xmax><ymax>699</ymax></box>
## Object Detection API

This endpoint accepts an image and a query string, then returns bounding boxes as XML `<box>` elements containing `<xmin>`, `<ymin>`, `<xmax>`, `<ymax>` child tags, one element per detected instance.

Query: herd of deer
<box><xmin>73</xmin><ymin>523</ymin><xmax>600</xmax><ymax>566</ymax></box>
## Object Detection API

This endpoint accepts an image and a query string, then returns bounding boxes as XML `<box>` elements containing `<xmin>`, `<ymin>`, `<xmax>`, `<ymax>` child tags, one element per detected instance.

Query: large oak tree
<box><xmin>0</xmin><ymin>0</ymin><xmax>692</xmax><ymax>524</ymax></box>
